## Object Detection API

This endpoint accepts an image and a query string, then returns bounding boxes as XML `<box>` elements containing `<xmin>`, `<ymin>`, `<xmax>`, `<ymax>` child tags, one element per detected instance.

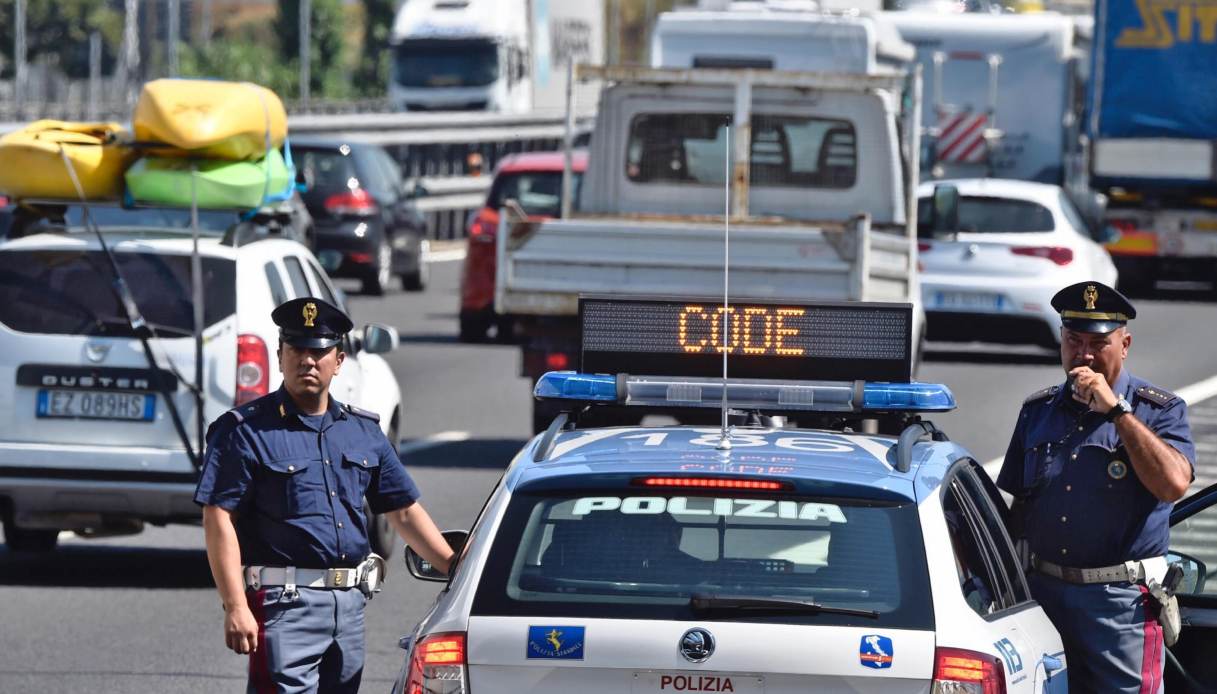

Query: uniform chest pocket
<box><xmin>257</xmin><ymin>457</ymin><xmax>324</xmax><ymax>518</ymax></box>
<box><xmin>1023</xmin><ymin>441</ymin><xmax>1055</xmax><ymax>491</ymax></box>
<box><xmin>1077</xmin><ymin>441</ymin><xmax>1131</xmax><ymax>484</ymax></box>
<box><xmin>339</xmin><ymin>451</ymin><xmax>380</xmax><ymax>497</ymax></box>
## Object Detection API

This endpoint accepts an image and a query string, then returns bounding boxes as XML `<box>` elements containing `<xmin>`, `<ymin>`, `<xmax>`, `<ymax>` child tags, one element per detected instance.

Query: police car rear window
<box><xmin>472</xmin><ymin>491</ymin><xmax>934</xmax><ymax>630</ymax></box>
<box><xmin>0</xmin><ymin>250</ymin><xmax>236</xmax><ymax>336</ymax></box>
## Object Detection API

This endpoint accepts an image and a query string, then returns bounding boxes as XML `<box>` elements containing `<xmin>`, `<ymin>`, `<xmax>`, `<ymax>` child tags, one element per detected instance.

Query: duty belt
<box><xmin>1032</xmin><ymin>555</ymin><xmax>1164</xmax><ymax>585</ymax></box>
<box><xmin>244</xmin><ymin>565</ymin><xmax>358</xmax><ymax>590</ymax></box>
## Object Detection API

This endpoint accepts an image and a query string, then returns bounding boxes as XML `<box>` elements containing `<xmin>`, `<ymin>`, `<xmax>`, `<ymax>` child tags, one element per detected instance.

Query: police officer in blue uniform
<box><xmin>196</xmin><ymin>297</ymin><xmax>455</xmax><ymax>694</ymax></box>
<box><xmin>998</xmin><ymin>281</ymin><xmax>1195</xmax><ymax>694</ymax></box>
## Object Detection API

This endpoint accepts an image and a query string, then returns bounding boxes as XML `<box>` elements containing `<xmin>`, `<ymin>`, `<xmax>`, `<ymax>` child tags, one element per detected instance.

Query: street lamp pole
<box><xmin>299</xmin><ymin>0</ymin><xmax>311</xmax><ymax>106</ymax></box>
<box><xmin>15</xmin><ymin>0</ymin><xmax>27</xmax><ymax>111</ymax></box>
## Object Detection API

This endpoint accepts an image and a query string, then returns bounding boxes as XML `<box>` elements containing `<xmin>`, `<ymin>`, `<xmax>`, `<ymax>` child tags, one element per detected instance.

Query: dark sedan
<box><xmin>293</xmin><ymin>138</ymin><xmax>429</xmax><ymax>294</ymax></box>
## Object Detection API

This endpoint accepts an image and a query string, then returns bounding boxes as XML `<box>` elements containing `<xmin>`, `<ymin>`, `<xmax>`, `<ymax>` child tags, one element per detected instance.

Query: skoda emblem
<box><xmin>679</xmin><ymin>627</ymin><xmax>715</xmax><ymax>663</ymax></box>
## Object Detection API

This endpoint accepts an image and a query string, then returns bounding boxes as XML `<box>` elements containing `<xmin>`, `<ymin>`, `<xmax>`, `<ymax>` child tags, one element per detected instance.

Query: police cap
<box><xmin>1050</xmin><ymin>281</ymin><xmax>1136</xmax><ymax>334</ymax></box>
<box><xmin>271</xmin><ymin>297</ymin><xmax>353</xmax><ymax>349</ymax></box>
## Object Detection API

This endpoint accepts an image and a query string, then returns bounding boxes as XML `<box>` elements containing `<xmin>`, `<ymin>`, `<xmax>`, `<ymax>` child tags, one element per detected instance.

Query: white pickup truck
<box><xmin>496</xmin><ymin>11</ymin><xmax>926</xmax><ymax>432</ymax></box>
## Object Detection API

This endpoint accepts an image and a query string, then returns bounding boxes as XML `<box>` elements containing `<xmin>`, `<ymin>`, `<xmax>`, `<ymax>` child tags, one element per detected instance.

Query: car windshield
<box><xmin>917</xmin><ymin>195</ymin><xmax>1056</xmax><ymax>236</ymax></box>
<box><xmin>8</xmin><ymin>205</ymin><xmax>237</xmax><ymax>237</ymax></box>
<box><xmin>488</xmin><ymin>171</ymin><xmax>584</xmax><ymax>218</ymax></box>
<box><xmin>471</xmin><ymin>488</ymin><xmax>934</xmax><ymax>629</ymax></box>
<box><xmin>0</xmin><ymin>250</ymin><xmax>236</xmax><ymax>337</ymax></box>
<box><xmin>394</xmin><ymin>39</ymin><xmax>499</xmax><ymax>88</ymax></box>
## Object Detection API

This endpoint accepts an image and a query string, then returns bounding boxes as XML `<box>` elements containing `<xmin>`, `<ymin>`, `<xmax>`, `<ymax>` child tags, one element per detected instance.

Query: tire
<box><xmin>368</xmin><ymin>412</ymin><xmax>401</xmax><ymax>559</ymax></box>
<box><xmin>361</xmin><ymin>237</ymin><xmax>393</xmax><ymax>296</ymax></box>
<box><xmin>4</xmin><ymin>522</ymin><xmax>58</xmax><ymax>552</ymax></box>
<box><xmin>401</xmin><ymin>255</ymin><xmax>428</xmax><ymax>291</ymax></box>
<box><xmin>459</xmin><ymin>311</ymin><xmax>492</xmax><ymax>343</ymax></box>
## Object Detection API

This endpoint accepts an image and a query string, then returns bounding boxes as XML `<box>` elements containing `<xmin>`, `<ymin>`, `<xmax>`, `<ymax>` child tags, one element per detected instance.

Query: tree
<box><xmin>0</xmin><ymin>0</ymin><xmax>122</xmax><ymax>79</ymax></box>
<box><xmin>179</xmin><ymin>34</ymin><xmax>296</xmax><ymax>97</ymax></box>
<box><xmin>353</xmin><ymin>0</ymin><xmax>396</xmax><ymax>98</ymax></box>
<box><xmin>275</xmin><ymin>0</ymin><xmax>347</xmax><ymax>98</ymax></box>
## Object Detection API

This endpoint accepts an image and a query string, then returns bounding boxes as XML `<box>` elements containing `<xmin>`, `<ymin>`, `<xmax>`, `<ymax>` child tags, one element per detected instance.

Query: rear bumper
<box><xmin>313</xmin><ymin>219</ymin><xmax>384</xmax><ymax>278</ymax></box>
<box><xmin>921</xmin><ymin>274</ymin><xmax>1061</xmax><ymax>346</ymax></box>
<box><xmin>0</xmin><ymin>442</ymin><xmax>199</xmax><ymax>526</ymax></box>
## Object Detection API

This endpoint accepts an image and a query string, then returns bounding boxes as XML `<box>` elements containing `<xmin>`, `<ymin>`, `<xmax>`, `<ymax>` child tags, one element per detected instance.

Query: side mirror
<box><xmin>405</xmin><ymin>529</ymin><xmax>469</xmax><ymax>582</ymax></box>
<box><xmin>1166</xmin><ymin>551</ymin><xmax>1208</xmax><ymax>595</ymax></box>
<box><xmin>362</xmin><ymin>323</ymin><xmax>399</xmax><ymax>355</ymax></box>
<box><xmin>405</xmin><ymin>180</ymin><xmax>429</xmax><ymax>199</ymax></box>
<box><xmin>930</xmin><ymin>184</ymin><xmax>960</xmax><ymax>234</ymax></box>
<box><xmin>295</xmin><ymin>167</ymin><xmax>313</xmax><ymax>193</ymax></box>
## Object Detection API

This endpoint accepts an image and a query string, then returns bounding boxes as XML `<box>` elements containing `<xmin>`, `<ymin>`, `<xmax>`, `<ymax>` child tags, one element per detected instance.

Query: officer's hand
<box><xmin>1068</xmin><ymin>366</ymin><xmax>1117</xmax><ymax>413</ymax></box>
<box><xmin>224</xmin><ymin>605</ymin><xmax>260</xmax><ymax>655</ymax></box>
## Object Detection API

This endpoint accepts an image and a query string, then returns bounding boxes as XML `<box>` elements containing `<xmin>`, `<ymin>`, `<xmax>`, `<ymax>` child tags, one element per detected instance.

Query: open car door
<box><xmin>1166</xmin><ymin>482</ymin><xmax>1217</xmax><ymax>693</ymax></box>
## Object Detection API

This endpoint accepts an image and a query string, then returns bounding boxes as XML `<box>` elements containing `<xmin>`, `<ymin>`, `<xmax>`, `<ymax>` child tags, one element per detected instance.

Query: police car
<box><xmin>393</xmin><ymin>297</ymin><xmax>1069</xmax><ymax>694</ymax></box>
<box><xmin>0</xmin><ymin>205</ymin><xmax>404</xmax><ymax>553</ymax></box>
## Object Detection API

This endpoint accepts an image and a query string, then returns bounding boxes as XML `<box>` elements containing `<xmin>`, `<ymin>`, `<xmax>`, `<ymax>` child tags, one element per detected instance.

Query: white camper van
<box><xmin>388</xmin><ymin>0</ymin><xmax>604</xmax><ymax>114</ymax></box>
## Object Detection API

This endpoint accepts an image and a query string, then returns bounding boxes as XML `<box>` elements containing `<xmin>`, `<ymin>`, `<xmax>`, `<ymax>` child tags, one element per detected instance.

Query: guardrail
<box><xmin>414</xmin><ymin>175</ymin><xmax>493</xmax><ymax>240</ymax></box>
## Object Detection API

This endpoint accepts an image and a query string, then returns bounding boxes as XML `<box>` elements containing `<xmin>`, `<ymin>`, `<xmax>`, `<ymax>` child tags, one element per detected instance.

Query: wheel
<box><xmin>401</xmin><ymin>254</ymin><xmax>428</xmax><ymax>291</ymax></box>
<box><xmin>459</xmin><ymin>310</ymin><xmax>492</xmax><ymax>343</ymax></box>
<box><xmin>368</xmin><ymin>412</ymin><xmax>401</xmax><ymax>558</ymax></box>
<box><xmin>361</xmin><ymin>237</ymin><xmax>393</xmax><ymax>296</ymax></box>
<box><xmin>494</xmin><ymin>315</ymin><xmax>517</xmax><ymax>344</ymax></box>
<box><xmin>4</xmin><ymin>522</ymin><xmax>58</xmax><ymax>552</ymax></box>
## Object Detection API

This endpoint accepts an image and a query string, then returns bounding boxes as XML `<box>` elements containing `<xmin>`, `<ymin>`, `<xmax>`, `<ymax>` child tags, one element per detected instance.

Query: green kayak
<box><xmin>125</xmin><ymin>148</ymin><xmax>291</xmax><ymax>209</ymax></box>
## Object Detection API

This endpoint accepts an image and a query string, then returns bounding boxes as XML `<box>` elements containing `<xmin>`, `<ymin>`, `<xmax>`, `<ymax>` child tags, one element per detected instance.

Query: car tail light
<box><xmin>545</xmin><ymin>352</ymin><xmax>570</xmax><ymax>370</ymax></box>
<box><xmin>235</xmin><ymin>334</ymin><xmax>269</xmax><ymax>406</ymax></box>
<box><xmin>918</xmin><ymin>242</ymin><xmax>933</xmax><ymax>253</ymax></box>
<box><xmin>467</xmin><ymin>210</ymin><xmax>499</xmax><ymax>244</ymax></box>
<box><xmin>347</xmin><ymin>251</ymin><xmax>373</xmax><ymax>265</ymax></box>
<box><xmin>932</xmin><ymin>647</ymin><xmax>1007</xmax><ymax>694</ymax></box>
<box><xmin>324</xmin><ymin>188</ymin><xmax>378</xmax><ymax>216</ymax></box>
<box><xmin>1011</xmin><ymin>246</ymin><xmax>1073</xmax><ymax>266</ymax></box>
<box><xmin>405</xmin><ymin>632</ymin><xmax>467</xmax><ymax>694</ymax></box>
<box><xmin>636</xmin><ymin>477</ymin><xmax>792</xmax><ymax>491</ymax></box>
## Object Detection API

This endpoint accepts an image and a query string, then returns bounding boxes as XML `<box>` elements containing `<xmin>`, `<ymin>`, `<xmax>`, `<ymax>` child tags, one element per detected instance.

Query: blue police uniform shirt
<box><xmin>194</xmin><ymin>387</ymin><xmax>420</xmax><ymax>569</ymax></box>
<box><xmin>998</xmin><ymin>370</ymin><xmax>1195</xmax><ymax>567</ymax></box>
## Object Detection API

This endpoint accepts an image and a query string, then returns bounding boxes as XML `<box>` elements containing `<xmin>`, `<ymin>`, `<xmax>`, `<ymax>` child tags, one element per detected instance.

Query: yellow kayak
<box><xmin>0</xmin><ymin>120</ymin><xmax>132</xmax><ymax>199</ymax></box>
<box><xmin>133</xmin><ymin>79</ymin><xmax>288</xmax><ymax>161</ymax></box>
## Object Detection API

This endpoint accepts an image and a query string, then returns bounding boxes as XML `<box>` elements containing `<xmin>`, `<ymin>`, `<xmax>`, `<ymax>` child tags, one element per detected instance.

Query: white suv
<box><xmin>0</xmin><ymin>206</ymin><xmax>404</xmax><ymax>553</ymax></box>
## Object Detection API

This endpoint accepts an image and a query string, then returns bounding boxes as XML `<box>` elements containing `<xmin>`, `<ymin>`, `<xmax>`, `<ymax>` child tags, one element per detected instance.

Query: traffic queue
<box><xmin>2</xmin><ymin>1</ymin><xmax>1217</xmax><ymax>691</ymax></box>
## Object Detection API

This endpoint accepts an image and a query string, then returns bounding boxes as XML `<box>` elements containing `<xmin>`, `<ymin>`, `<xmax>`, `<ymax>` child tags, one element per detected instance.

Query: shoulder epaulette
<box><xmin>345</xmin><ymin>403</ymin><xmax>380</xmax><ymax>423</ymax></box>
<box><xmin>1023</xmin><ymin>385</ymin><xmax>1059</xmax><ymax>406</ymax></box>
<box><xmin>206</xmin><ymin>404</ymin><xmax>257</xmax><ymax>441</ymax></box>
<box><xmin>1135</xmin><ymin>384</ymin><xmax>1177</xmax><ymax>407</ymax></box>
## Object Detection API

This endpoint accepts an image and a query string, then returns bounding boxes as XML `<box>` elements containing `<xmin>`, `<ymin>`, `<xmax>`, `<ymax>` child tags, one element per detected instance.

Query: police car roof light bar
<box><xmin>533</xmin><ymin>371</ymin><xmax>956</xmax><ymax>414</ymax></box>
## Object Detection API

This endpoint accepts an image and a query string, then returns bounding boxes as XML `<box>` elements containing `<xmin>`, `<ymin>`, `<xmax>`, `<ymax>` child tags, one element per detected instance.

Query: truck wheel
<box><xmin>459</xmin><ymin>311</ymin><xmax>492</xmax><ymax>343</ymax></box>
<box><xmin>4</xmin><ymin>522</ymin><xmax>58</xmax><ymax>552</ymax></box>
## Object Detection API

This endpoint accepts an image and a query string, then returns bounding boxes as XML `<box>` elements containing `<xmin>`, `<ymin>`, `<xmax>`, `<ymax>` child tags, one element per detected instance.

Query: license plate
<box><xmin>632</xmin><ymin>672</ymin><xmax>763</xmax><ymax>693</ymax></box>
<box><xmin>36</xmin><ymin>389</ymin><xmax>156</xmax><ymax>421</ymax></box>
<box><xmin>933</xmin><ymin>291</ymin><xmax>1005</xmax><ymax>311</ymax></box>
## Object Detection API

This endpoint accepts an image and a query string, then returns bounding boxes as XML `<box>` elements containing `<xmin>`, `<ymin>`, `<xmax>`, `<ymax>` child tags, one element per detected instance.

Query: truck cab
<box><xmin>388</xmin><ymin>0</ymin><xmax>530</xmax><ymax>113</ymax></box>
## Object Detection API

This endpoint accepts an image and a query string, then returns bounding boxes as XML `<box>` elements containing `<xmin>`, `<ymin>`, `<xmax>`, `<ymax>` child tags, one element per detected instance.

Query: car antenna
<box><xmin>717</xmin><ymin>122</ymin><xmax>732</xmax><ymax>452</ymax></box>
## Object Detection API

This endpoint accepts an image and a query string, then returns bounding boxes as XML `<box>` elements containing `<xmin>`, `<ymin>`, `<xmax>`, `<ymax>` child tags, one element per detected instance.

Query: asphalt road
<box><xmin>2</xmin><ymin>258</ymin><xmax>1216</xmax><ymax>692</ymax></box>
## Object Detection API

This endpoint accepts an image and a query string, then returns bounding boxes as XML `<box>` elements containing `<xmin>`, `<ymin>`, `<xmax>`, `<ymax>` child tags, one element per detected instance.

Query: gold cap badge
<box><xmin>302</xmin><ymin>302</ymin><xmax>318</xmax><ymax>328</ymax></box>
<box><xmin>1083</xmin><ymin>285</ymin><xmax>1098</xmax><ymax>311</ymax></box>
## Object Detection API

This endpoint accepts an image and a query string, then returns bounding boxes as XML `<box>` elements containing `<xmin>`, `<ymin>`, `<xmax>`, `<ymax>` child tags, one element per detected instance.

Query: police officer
<box><xmin>195</xmin><ymin>297</ymin><xmax>455</xmax><ymax>694</ymax></box>
<box><xmin>998</xmin><ymin>281</ymin><xmax>1195</xmax><ymax>693</ymax></box>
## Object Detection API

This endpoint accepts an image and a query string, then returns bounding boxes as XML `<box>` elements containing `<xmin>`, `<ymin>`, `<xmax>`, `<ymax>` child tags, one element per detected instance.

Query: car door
<box><xmin>1165</xmin><ymin>482</ymin><xmax>1217</xmax><ymax>692</ymax></box>
<box><xmin>944</xmin><ymin>465</ymin><xmax>1063</xmax><ymax>692</ymax></box>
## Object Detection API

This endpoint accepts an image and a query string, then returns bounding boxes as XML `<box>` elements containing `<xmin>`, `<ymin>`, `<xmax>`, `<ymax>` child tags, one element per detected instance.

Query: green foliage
<box><xmin>0</xmin><ymin>0</ymin><xmax>123</xmax><ymax>79</ymax></box>
<box><xmin>178</xmin><ymin>35</ymin><xmax>297</xmax><ymax>97</ymax></box>
<box><xmin>353</xmin><ymin>0</ymin><xmax>396</xmax><ymax>97</ymax></box>
<box><xmin>275</xmin><ymin>0</ymin><xmax>347</xmax><ymax>97</ymax></box>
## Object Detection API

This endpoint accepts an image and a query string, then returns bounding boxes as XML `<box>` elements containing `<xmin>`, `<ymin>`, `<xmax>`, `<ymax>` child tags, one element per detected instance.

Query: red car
<box><xmin>459</xmin><ymin>150</ymin><xmax>587</xmax><ymax>342</ymax></box>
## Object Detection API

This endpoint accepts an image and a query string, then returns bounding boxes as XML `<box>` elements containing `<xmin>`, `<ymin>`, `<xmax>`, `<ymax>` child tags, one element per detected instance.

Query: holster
<box><xmin>1147</xmin><ymin>572</ymin><xmax>1182</xmax><ymax>647</ymax></box>
<box><xmin>357</xmin><ymin>553</ymin><xmax>387</xmax><ymax>600</ymax></box>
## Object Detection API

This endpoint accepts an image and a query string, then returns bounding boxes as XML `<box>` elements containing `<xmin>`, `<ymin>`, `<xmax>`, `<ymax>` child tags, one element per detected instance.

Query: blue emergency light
<box><xmin>534</xmin><ymin>371</ymin><xmax>956</xmax><ymax>413</ymax></box>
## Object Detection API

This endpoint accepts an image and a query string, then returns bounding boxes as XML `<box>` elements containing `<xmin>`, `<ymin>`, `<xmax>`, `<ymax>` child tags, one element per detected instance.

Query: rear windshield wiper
<box><xmin>91</xmin><ymin>317</ymin><xmax>194</xmax><ymax>338</ymax></box>
<box><xmin>690</xmin><ymin>593</ymin><xmax>880</xmax><ymax>619</ymax></box>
